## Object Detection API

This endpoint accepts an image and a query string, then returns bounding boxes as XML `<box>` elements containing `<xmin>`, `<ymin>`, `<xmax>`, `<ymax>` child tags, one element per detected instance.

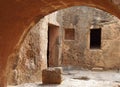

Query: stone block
<box><xmin>42</xmin><ymin>67</ymin><xmax>62</xmax><ymax>84</ymax></box>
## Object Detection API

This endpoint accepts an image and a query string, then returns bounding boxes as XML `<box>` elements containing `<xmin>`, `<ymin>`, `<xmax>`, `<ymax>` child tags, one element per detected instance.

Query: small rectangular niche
<box><xmin>64</xmin><ymin>28</ymin><xmax>75</xmax><ymax>40</ymax></box>
<box><xmin>90</xmin><ymin>28</ymin><xmax>101</xmax><ymax>49</ymax></box>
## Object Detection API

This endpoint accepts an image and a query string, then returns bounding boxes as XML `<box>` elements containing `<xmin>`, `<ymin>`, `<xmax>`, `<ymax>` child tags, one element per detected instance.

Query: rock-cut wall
<box><xmin>7</xmin><ymin>11</ymin><xmax>59</xmax><ymax>85</ymax></box>
<box><xmin>7</xmin><ymin>17</ymin><xmax>48</xmax><ymax>85</ymax></box>
<box><xmin>7</xmin><ymin>6</ymin><xmax>120</xmax><ymax>85</ymax></box>
<box><xmin>57</xmin><ymin>6</ymin><xmax>120</xmax><ymax>69</ymax></box>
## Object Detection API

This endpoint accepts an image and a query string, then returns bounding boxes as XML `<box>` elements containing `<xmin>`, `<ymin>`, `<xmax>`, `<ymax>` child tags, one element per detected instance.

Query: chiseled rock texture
<box><xmin>1</xmin><ymin>0</ymin><xmax>120</xmax><ymax>86</ymax></box>
<box><xmin>7</xmin><ymin>6</ymin><xmax>120</xmax><ymax>85</ymax></box>
<box><xmin>7</xmin><ymin>12</ymin><xmax>59</xmax><ymax>85</ymax></box>
<box><xmin>42</xmin><ymin>67</ymin><xmax>62</xmax><ymax>84</ymax></box>
<box><xmin>57</xmin><ymin>6</ymin><xmax>120</xmax><ymax>70</ymax></box>
<box><xmin>7</xmin><ymin>17</ymin><xmax>48</xmax><ymax>85</ymax></box>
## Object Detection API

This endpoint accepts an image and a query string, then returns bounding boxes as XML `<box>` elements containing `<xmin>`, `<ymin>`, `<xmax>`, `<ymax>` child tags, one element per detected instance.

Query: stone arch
<box><xmin>1</xmin><ymin>0</ymin><xmax>120</xmax><ymax>87</ymax></box>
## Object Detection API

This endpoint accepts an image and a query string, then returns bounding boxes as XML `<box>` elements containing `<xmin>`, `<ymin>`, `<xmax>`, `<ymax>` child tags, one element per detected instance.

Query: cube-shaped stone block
<box><xmin>42</xmin><ymin>67</ymin><xmax>62</xmax><ymax>84</ymax></box>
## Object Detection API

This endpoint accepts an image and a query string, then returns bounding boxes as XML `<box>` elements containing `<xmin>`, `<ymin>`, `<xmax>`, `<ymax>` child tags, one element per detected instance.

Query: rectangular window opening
<box><xmin>64</xmin><ymin>28</ymin><xmax>75</xmax><ymax>40</ymax></box>
<box><xmin>90</xmin><ymin>28</ymin><xmax>101</xmax><ymax>49</ymax></box>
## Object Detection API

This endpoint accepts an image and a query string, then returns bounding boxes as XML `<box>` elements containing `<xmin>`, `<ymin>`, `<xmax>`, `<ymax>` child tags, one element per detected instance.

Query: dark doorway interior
<box><xmin>90</xmin><ymin>28</ymin><xmax>101</xmax><ymax>49</ymax></box>
<box><xmin>47</xmin><ymin>24</ymin><xmax>59</xmax><ymax>67</ymax></box>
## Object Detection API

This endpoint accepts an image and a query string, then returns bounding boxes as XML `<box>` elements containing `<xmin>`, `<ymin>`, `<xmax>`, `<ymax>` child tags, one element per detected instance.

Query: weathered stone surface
<box><xmin>42</xmin><ymin>67</ymin><xmax>62</xmax><ymax>84</ymax></box>
<box><xmin>7</xmin><ymin>14</ymin><xmax>60</xmax><ymax>85</ymax></box>
<box><xmin>7</xmin><ymin>17</ymin><xmax>48</xmax><ymax>85</ymax></box>
<box><xmin>0</xmin><ymin>0</ymin><xmax>120</xmax><ymax>86</ymax></box>
<box><xmin>7</xmin><ymin>6</ymin><xmax>120</xmax><ymax>86</ymax></box>
<box><xmin>57</xmin><ymin>6</ymin><xmax>120</xmax><ymax>69</ymax></box>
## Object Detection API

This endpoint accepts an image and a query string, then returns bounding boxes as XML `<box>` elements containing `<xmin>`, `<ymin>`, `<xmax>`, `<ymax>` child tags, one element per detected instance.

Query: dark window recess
<box><xmin>90</xmin><ymin>28</ymin><xmax>101</xmax><ymax>49</ymax></box>
<box><xmin>65</xmin><ymin>29</ymin><xmax>75</xmax><ymax>40</ymax></box>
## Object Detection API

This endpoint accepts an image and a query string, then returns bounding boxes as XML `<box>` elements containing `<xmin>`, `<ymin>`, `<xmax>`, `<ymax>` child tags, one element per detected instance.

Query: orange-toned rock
<box><xmin>1</xmin><ymin>0</ymin><xmax>120</xmax><ymax>86</ymax></box>
<box><xmin>42</xmin><ymin>67</ymin><xmax>62</xmax><ymax>84</ymax></box>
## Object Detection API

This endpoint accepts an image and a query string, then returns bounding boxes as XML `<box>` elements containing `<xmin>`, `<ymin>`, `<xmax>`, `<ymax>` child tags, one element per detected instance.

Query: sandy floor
<box><xmin>8</xmin><ymin>70</ymin><xmax>120</xmax><ymax>87</ymax></box>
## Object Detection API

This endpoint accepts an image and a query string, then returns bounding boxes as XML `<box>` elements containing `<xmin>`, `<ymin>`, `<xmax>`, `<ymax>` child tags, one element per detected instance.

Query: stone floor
<box><xmin>8</xmin><ymin>70</ymin><xmax>120</xmax><ymax>87</ymax></box>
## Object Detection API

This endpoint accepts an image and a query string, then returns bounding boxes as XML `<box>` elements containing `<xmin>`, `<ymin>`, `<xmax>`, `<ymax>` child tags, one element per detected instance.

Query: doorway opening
<box><xmin>90</xmin><ymin>28</ymin><xmax>101</xmax><ymax>49</ymax></box>
<box><xmin>47</xmin><ymin>24</ymin><xmax>60</xmax><ymax>67</ymax></box>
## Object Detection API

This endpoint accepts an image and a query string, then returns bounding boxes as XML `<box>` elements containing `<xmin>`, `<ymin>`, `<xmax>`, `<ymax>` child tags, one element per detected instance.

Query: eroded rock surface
<box><xmin>42</xmin><ymin>67</ymin><xmax>62</xmax><ymax>84</ymax></box>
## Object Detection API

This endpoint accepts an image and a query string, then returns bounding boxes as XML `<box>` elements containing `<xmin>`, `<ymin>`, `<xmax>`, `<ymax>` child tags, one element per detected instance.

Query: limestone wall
<box><xmin>7</xmin><ymin>13</ymin><xmax>59</xmax><ymax>85</ymax></box>
<box><xmin>7</xmin><ymin>17</ymin><xmax>47</xmax><ymax>85</ymax></box>
<box><xmin>57</xmin><ymin>6</ymin><xmax>120</xmax><ymax>69</ymax></box>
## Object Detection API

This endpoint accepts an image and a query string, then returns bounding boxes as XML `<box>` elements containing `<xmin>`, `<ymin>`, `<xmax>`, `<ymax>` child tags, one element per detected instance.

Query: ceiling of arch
<box><xmin>0</xmin><ymin>0</ymin><xmax>120</xmax><ymax>60</ymax></box>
